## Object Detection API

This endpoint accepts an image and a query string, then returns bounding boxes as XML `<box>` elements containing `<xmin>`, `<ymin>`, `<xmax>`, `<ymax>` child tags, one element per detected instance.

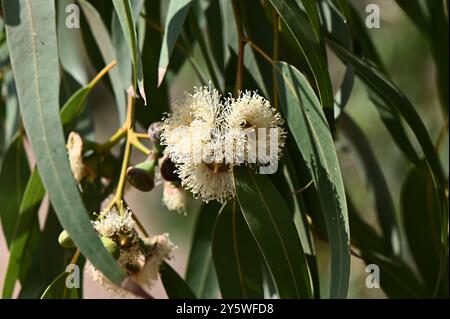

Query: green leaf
<box><xmin>318</xmin><ymin>0</ymin><xmax>354</xmax><ymax>117</ymax></box>
<box><xmin>205</xmin><ymin>0</ymin><xmax>225</xmax><ymax>73</ymax></box>
<box><xmin>3</xmin><ymin>0</ymin><xmax>125</xmax><ymax>285</ymax></box>
<box><xmin>283</xmin><ymin>150</ymin><xmax>320</xmax><ymax>298</ymax></box>
<box><xmin>60</xmin><ymin>61</ymin><xmax>117</xmax><ymax>127</ymax></box>
<box><xmin>426</xmin><ymin>0</ymin><xmax>449</xmax><ymax>115</ymax></box>
<box><xmin>111</xmin><ymin>0</ymin><xmax>144</xmax><ymax>91</ymax></box>
<box><xmin>40</xmin><ymin>270</ymin><xmax>80</xmax><ymax>299</ymax></box>
<box><xmin>17</xmin><ymin>206</ymin><xmax>68</xmax><ymax>298</ymax></box>
<box><xmin>0</xmin><ymin>134</ymin><xmax>30</xmax><ymax>246</ymax></box>
<box><xmin>185</xmin><ymin>202</ymin><xmax>220</xmax><ymax>299</ymax></box>
<box><xmin>2</xmin><ymin>169</ymin><xmax>44</xmax><ymax>298</ymax></box>
<box><xmin>212</xmin><ymin>201</ymin><xmax>264</xmax><ymax>298</ymax></box>
<box><xmin>275</xmin><ymin>61</ymin><xmax>350</xmax><ymax>298</ymax></box>
<box><xmin>0</xmin><ymin>70</ymin><xmax>20</xmax><ymax>149</ymax></box>
<box><xmin>338</xmin><ymin>113</ymin><xmax>400</xmax><ymax>255</ymax></box>
<box><xmin>269</xmin><ymin>0</ymin><xmax>334</xmax><ymax>118</ymax></box>
<box><xmin>57</xmin><ymin>0</ymin><xmax>91</xmax><ymax>86</ymax></box>
<box><xmin>347</xmin><ymin>196</ymin><xmax>428</xmax><ymax>298</ymax></box>
<box><xmin>364</xmin><ymin>252</ymin><xmax>428</xmax><ymax>298</ymax></box>
<box><xmin>157</xmin><ymin>0</ymin><xmax>193</xmax><ymax>86</ymax></box>
<box><xmin>332</xmin><ymin>0</ymin><xmax>385</xmax><ymax>70</ymax></box>
<box><xmin>161</xmin><ymin>262</ymin><xmax>196</xmax><ymax>299</ymax></box>
<box><xmin>297</xmin><ymin>0</ymin><xmax>322</xmax><ymax>41</ymax></box>
<box><xmin>234</xmin><ymin>166</ymin><xmax>312</xmax><ymax>298</ymax></box>
<box><xmin>328</xmin><ymin>39</ymin><xmax>447</xmax><ymax>246</ymax></box>
<box><xmin>135</xmin><ymin>0</ymin><xmax>170</xmax><ymax>127</ymax></box>
<box><xmin>112</xmin><ymin>0</ymin><xmax>146</xmax><ymax>103</ymax></box>
<box><xmin>79</xmin><ymin>0</ymin><xmax>126</xmax><ymax>122</ymax></box>
<box><xmin>401</xmin><ymin>165</ymin><xmax>442</xmax><ymax>295</ymax></box>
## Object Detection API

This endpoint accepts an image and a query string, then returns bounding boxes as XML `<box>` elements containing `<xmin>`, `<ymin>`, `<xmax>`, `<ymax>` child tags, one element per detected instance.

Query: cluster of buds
<box><xmin>58</xmin><ymin>204</ymin><xmax>176</xmax><ymax>297</ymax></box>
<box><xmin>125</xmin><ymin>121</ymin><xmax>188</xmax><ymax>214</ymax></box>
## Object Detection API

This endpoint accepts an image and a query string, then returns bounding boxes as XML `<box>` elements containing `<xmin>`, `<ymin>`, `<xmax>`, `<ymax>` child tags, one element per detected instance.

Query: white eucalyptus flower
<box><xmin>226</xmin><ymin>91</ymin><xmax>286</xmax><ymax>164</ymax></box>
<box><xmin>92</xmin><ymin>206</ymin><xmax>135</xmax><ymax>238</ymax></box>
<box><xmin>134</xmin><ymin>233</ymin><xmax>176</xmax><ymax>287</ymax></box>
<box><xmin>162</xmin><ymin>181</ymin><xmax>188</xmax><ymax>213</ymax></box>
<box><xmin>177</xmin><ymin>161</ymin><xmax>234</xmax><ymax>203</ymax></box>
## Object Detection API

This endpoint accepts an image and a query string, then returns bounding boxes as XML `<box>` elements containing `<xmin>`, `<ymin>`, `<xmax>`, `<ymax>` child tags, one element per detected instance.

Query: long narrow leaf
<box><xmin>275</xmin><ymin>61</ymin><xmax>350</xmax><ymax>298</ymax></box>
<box><xmin>234</xmin><ymin>167</ymin><xmax>312</xmax><ymax>299</ymax></box>
<box><xmin>2</xmin><ymin>0</ymin><xmax>125</xmax><ymax>285</ymax></box>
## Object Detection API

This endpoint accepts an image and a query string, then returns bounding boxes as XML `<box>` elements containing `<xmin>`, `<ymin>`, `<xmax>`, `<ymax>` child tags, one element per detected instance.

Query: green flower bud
<box><xmin>58</xmin><ymin>230</ymin><xmax>76</xmax><ymax>248</ymax></box>
<box><xmin>100</xmin><ymin>236</ymin><xmax>120</xmax><ymax>260</ymax></box>
<box><xmin>126</xmin><ymin>157</ymin><xmax>156</xmax><ymax>192</ymax></box>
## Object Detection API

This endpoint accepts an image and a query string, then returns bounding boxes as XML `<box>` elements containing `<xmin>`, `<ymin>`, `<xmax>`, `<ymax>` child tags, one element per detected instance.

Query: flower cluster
<box><xmin>161</xmin><ymin>85</ymin><xmax>286</xmax><ymax>203</ymax></box>
<box><xmin>87</xmin><ymin>205</ymin><xmax>176</xmax><ymax>297</ymax></box>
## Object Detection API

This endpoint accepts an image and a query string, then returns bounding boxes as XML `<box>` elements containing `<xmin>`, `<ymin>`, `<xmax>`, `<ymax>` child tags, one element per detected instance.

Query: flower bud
<box><xmin>100</xmin><ymin>236</ymin><xmax>120</xmax><ymax>260</ymax></box>
<box><xmin>58</xmin><ymin>230</ymin><xmax>76</xmax><ymax>248</ymax></box>
<box><xmin>147</xmin><ymin>121</ymin><xmax>163</xmax><ymax>144</ymax></box>
<box><xmin>126</xmin><ymin>157</ymin><xmax>156</xmax><ymax>192</ymax></box>
<box><xmin>160</xmin><ymin>156</ymin><xmax>181</xmax><ymax>182</ymax></box>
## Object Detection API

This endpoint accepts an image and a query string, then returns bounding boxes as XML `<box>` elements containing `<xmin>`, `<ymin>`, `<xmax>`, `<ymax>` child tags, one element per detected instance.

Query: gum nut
<box><xmin>101</xmin><ymin>236</ymin><xmax>120</xmax><ymax>260</ymax></box>
<box><xmin>126</xmin><ymin>166</ymin><xmax>155</xmax><ymax>192</ymax></box>
<box><xmin>58</xmin><ymin>230</ymin><xmax>76</xmax><ymax>248</ymax></box>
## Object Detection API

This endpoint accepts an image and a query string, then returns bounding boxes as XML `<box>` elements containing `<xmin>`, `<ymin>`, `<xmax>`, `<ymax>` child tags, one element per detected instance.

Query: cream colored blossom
<box><xmin>177</xmin><ymin>161</ymin><xmax>234</xmax><ymax>203</ymax></box>
<box><xmin>87</xmin><ymin>206</ymin><xmax>176</xmax><ymax>297</ymax></box>
<box><xmin>162</xmin><ymin>181</ymin><xmax>188</xmax><ymax>213</ymax></box>
<box><xmin>92</xmin><ymin>206</ymin><xmax>135</xmax><ymax>238</ymax></box>
<box><xmin>134</xmin><ymin>233</ymin><xmax>176</xmax><ymax>287</ymax></box>
<box><xmin>161</xmin><ymin>87</ymin><xmax>285</xmax><ymax>203</ymax></box>
<box><xmin>226</xmin><ymin>91</ymin><xmax>286</xmax><ymax>164</ymax></box>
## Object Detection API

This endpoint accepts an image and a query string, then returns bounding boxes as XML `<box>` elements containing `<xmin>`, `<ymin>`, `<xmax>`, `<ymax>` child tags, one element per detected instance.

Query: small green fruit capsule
<box><xmin>101</xmin><ymin>236</ymin><xmax>120</xmax><ymax>260</ymax></box>
<box><xmin>58</xmin><ymin>230</ymin><xmax>76</xmax><ymax>248</ymax></box>
<box><xmin>126</xmin><ymin>157</ymin><xmax>156</xmax><ymax>192</ymax></box>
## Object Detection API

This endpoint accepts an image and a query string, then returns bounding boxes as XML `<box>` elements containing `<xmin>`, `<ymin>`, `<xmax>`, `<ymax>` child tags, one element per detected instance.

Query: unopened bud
<box><xmin>100</xmin><ymin>236</ymin><xmax>120</xmax><ymax>260</ymax></box>
<box><xmin>147</xmin><ymin>121</ymin><xmax>163</xmax><ymax>144</ymax></box>
<box><xmin>58</xmin><ymin>230</ymin><xmax>76</xmax><ymax>248</ymax></box>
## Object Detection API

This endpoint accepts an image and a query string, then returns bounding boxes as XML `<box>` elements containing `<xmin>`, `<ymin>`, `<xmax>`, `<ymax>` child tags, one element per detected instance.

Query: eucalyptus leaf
<box><xmin>112</xmin><ymin>0</ymin><xmax>146</xmax><ymax>103</ymax></box>
<box><xmin>161</xmin><ymin>262</ymin><xmax>196</xmax><ymax>299</ymax></box>
<box><xmin>185</xmin><ymin>202</ymin><xmax>220</xmax><ymax>299</ymax></box>
<box><xmin>2</xmin><ymin>169</ymin><xmax>43</xmax><ymax>298</ymax></box>
<box><xmin>3</xmin><ymin>0</ymin><xmax>125</xmax><ymax>285</ymax></box>
<box><xmin>212</xmin><ymin>201</ymin><xmax>264</xmax><ymax>298</ymax></box>
<box><xmin>79</xmin><ymin>0</ymin><xmax>126</xmax><ymax>122</ymax></box>
<box><xmin>275</xmin><ymin>61</ymin><xmax>349</xmax><ymax>298</ymax></box>
<box><xmin>234</xmin><ymin>167</ymin><xmax>312</xmax><ymax>299</ymax></box>
<box><xmin>269</xmin><ymin>0</ymin><xmax>334</xmax><ymax>121</ymax></box>
<box><xmin>0</xmin><ymin>134</ymin><xmax>30</xmax><ymax>246</ymax></box>
<box><xmin>157</xmin><ymin>0</ymin><xmax>193</xmax><ymax>86</ymax></box>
